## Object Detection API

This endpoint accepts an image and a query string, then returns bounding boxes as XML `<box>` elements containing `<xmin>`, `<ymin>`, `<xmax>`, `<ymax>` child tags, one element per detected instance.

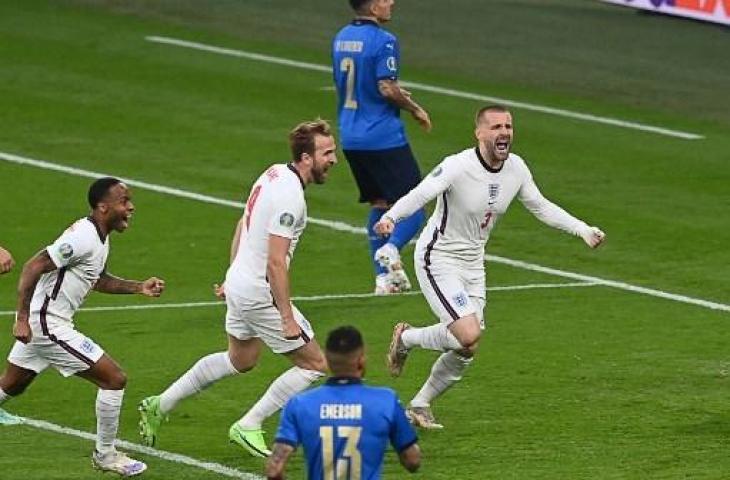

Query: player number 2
<box><xmin>320</xmin><ymin>425</ymin><xmax>362</xmax><ymax>480</ymax></box>
<box><xmin>340</xmin><ymin>57</ymin><xmax>358</xmax><ymax>110</ymax></box>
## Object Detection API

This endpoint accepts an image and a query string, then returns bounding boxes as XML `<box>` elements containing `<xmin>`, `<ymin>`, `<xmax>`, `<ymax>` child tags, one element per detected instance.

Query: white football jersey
<box><xmin>386</xmin><ymin>147</ymin><xmax>588</xmax><ymax>266</ymax></box>
<box><xmin>30</xmin><ymin>217</ymin><xmax>110</xmax><ymax>328</ymax></box>
<box><xmin>225</xmin><ymin>164</ymin><xmax>307</xmax><ymax>307</ymax></box>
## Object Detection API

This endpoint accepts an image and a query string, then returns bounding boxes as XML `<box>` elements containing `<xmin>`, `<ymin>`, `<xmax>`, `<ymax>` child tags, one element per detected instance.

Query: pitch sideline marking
<box><xmin>144</xmin><ymin>35</ymin><xmax>703</xmax><ymax>141</ymax></box>
<box><xmin>0</xmin><ymin>150</ymin><xmax>728</xmax><ymax>313</ymax></box>
<box><xmin>2</xmin><ymin>413</ymin><xmax>264</xmax><ymax>479</ymax></box>
<box><xmin>0</xmin><ymin>282</ymin><xmax>601</xmax><ymax>317</ymax></box>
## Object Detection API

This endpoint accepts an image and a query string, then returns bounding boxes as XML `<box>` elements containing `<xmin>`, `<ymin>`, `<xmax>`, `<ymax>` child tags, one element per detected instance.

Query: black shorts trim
<box><xmin>40</xmin><ymin>296</ymin><xmax>95</xmax><ymax>367</ymax></box>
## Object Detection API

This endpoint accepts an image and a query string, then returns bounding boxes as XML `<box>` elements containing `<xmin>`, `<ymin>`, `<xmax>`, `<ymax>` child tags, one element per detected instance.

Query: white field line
<box><xmin>6</xmin><ymin>414</ymin><xmax>264</xmax><ymax>479</ymax></box>
<box><xmin>145</xmin><ymin>35</ymin><xmax>703</xmax><ymax>141</ymax></box>
<box><xmin>1</xmin><ymin>151</ymin><xmax>728</xmax><ymax>313</ymax></box>
<box><xmin>0</xmin><ymin>282</ymin><xmax>601</xmax><ymax>317</ymax></box>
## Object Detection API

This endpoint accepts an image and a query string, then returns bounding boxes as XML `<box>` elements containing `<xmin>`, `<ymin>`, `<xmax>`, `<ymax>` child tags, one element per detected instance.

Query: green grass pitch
<box><xmin>0</xmin><ymin>1</ymin><xmax>728</xmax><ymax>478</ymax></box>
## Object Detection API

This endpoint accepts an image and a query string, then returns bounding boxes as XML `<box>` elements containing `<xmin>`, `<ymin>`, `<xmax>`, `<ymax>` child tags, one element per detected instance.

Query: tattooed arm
<box><xmin>94</xmin><ymin>271</ymin><xmax>165</xmax><ymax>296</ymax></box>
<box><xmin>265</xmin><ymin>443</ymin><xmax>295</xmax><ymax>480</ymax></box>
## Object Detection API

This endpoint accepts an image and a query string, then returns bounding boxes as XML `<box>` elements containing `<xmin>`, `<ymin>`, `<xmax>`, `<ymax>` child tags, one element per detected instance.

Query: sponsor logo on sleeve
<box><xmin>279</xmin><ymin>212</ymin><xmax>295</xmax><ymax>227</ymax></box>
<box><xmin>431</xmin><ymin>166</ymin><xmax>443</xmax><ymax>177</ymax></box>
<box><xmin>59</xmin><ymin>243</ymin><xmax>74</xmax><ymax>259</ymax></box>
<box><xmin>386</xmin><ymin>56</ymin><xmax>397</xmax><ymax>71</ymax></box>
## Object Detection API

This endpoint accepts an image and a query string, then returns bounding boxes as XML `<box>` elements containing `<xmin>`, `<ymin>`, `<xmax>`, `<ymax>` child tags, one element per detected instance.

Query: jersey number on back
<box><xmin>320</xmin><ymin>425</ymin><xmax>362</xmax><ymax>480</ymax></box>
<box><xmin>340</xmin><ymin>57</ymin><xmax>358</xmax><ymax>110</ymax></box>
<box><xmin>244</xmin><ymin>184</ymin><xmax>262</xmax><ymax>230</ymax></box>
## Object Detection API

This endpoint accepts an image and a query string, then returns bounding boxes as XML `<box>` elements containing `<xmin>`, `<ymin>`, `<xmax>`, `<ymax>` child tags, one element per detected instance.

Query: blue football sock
<box><xmin>389</xmin><ymin>208</ymin><xmax>426</xmax><ymax>250</ymax></box>
<box><xmin>367</xmin><ymin>208</ymin><xmax>388</xmax><ymax>275</ymax></box>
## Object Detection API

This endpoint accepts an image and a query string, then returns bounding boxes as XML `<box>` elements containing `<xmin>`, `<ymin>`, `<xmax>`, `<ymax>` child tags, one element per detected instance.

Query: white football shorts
<box><xmin>225</xmin><ymin>292</ymin><xmax>315</xmax><ymax>354</ymax></box>
<box><xmin>8</xmin><ymin>318</ymin><xmax>104</xmax><ymax>377</ymax></box>
<box><xmin>415</xmin><ymin>257</ymin><xmax>486</xmax><ymax>327</ymax></box>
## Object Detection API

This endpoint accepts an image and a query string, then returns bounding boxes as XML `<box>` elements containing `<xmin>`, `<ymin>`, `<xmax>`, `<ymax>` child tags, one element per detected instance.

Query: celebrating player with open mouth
<box><xmin>139</xmin><ymin>119</ymin><xmax>338</xmax><ymax>458</ymax></box>
<box><xmin>376</xmin><ymin>105</ymin><xmax>606</xmax><ymax>429</ymax></box>
<box><xmin>0</xmin><ymin>178</ymin><xmax>165</xmax><ymax>477</ymax></box>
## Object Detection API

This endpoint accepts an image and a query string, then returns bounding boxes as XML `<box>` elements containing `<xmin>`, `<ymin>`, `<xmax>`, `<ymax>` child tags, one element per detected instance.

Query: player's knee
<box><xmin>297</xmin><ymin>356</ymin><xmax>327</xmax><ymax>374</ymax></box>
<box><xmin>3</xmin><ymin>381</ymin><xmax>29</xmax><ymax>397</ymax></box>
<box><xmin>313</xmin><ymin>358</ymin><xmax>328</xmax><ymax>375</ymax></box>
<box><xmin>107</xmin><ymin>370</ymin><xmax>127</xmax><ymax>390</ymax></box>
<box><xmin>230</xmin><ymin>355</ymin><xmax>257</xmax><ymax>373</ymax></box>
<box><xmin>455</xmin><ymin>329</ymin><xmax>481</xmax><ymax>351</ymax></box>
<box><xmin>457</xmin><ymin>342</ymin><xmax>479</xmax><ymax>358</ymax></box>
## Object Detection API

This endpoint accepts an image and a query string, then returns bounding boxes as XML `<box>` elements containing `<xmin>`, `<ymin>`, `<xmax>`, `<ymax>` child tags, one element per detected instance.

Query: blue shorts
<box><xmin>344</xmin><ymin>144</ymin><xmax>422</xmax><ymax>204</ymax></box>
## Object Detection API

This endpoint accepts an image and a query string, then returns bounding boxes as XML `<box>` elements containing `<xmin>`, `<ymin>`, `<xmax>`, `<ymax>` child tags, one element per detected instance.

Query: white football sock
<box><xmin>410</xmin><ymin>352</ymin><xmax>472</xmax><ymax>408</ymax></box>
<box><xmin>402</xmin><ymin>323</ymin><xmax>462</xmax><ymax>351</ymax></box>
<box><xmin>0</xmin><ymin>388</ymin><xmax>9</xmax><ymax>405</ymax></box>
<box><xmin>95</xmin><ymin>389</ymin><xmax>124</xmax><ymax>454</ymax></box>
<box><xmin>159</xmin><ymin>351</ymin><xmax>238</xmax><ymax>414</ymax></box>
<box><xmin>237</xmin><ymin>367</ymin><xmax>324</xmax><ymax>429</ymax></box>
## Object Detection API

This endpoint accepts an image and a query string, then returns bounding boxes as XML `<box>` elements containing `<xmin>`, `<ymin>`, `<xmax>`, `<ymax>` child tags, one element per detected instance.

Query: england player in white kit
<box><xmin>0</xmin><ymin>177</ymin><xmax>165</xmax><ymax>476</ymax></box>
<box><xmin>376</xmin><ymin>106</ymin><xmax>605</xmax><ymax>429</ymax></box>
<box><xmin>139</xmin><ymin>119</ymin><xmax>338</xmax><ymax>458</ymax></box>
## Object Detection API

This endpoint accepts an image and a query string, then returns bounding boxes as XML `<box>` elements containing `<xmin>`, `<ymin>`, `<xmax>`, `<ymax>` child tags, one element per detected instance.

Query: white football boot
<box><xmin>374</xmin><ymin>243</ymin><xmax>411</xmax><ymax>293</ymax></box>
<box><xmin>406</xmin><ymin>406</ymin><xmax>444</xmax><ymax>430</ymax></box>
<box><xmin>92</xmin><ymin>450</ymin><xmax>147</xmax><ymax>477</ymax></box>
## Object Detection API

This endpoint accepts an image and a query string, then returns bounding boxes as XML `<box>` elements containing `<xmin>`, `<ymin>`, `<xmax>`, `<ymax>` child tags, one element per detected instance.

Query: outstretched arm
<box><xmin>378</xmin><ymin>79</ymin><xmax>431</xmax><ymax>132</ymax></box>
<box><xmin>14</xmin><ymin>250</ymin><xmax>57</xmax><ymax>343</ymax></box>
<box><xmin>94</xmin><ymin>271</ymin><xmax>165</xmax><ymax>296</ymax></box>
<box><xmin>265</xmin><ymin>442</ymin><xmax>295</xmax><ymax>480</ymax></box>
<box><xmin>375</xmin><ymin>161</ymin><xmax>455</xmax><ymax>236</ymax></box>
<box><xmin>518</xmin><ymin>174</ymin><xmax>605</xmax><ymax>248</ymax></box>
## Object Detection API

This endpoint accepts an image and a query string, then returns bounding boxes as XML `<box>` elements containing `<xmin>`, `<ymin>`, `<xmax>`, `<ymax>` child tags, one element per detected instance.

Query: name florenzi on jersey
<box><xmin>335</xmin><ymin>41</ymin><xmax>363</xmax><ymax>53</ymax></box>
<box><xmin>320</xmin><ymin>404</ymin><xmax>362</xmax><ymax>420</ymax></box>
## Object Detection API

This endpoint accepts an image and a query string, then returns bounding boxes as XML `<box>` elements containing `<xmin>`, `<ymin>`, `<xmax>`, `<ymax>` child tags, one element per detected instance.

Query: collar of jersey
<box><xmin>86</xmin><ymin>216</ymin><xmax>107</xmax><ymax>243</ymax></box>
<box><xmin>326</xmin><ymin>377</ymin><xmax>363</xmax><ymax>386</ymax></box>
<box><xmin>475</xmin><ymin>146</ymin><xmax>505</xmax><ymax>173</ymax></box>
<box><xmin>351</xmin><ymin>18</ymin><xmax>379</xmax><ymax>27</ymax></box>
<box><xmin>287</xmin><ymin>163</ymin><xmax>306</xmax><ymax>190</ymax></box>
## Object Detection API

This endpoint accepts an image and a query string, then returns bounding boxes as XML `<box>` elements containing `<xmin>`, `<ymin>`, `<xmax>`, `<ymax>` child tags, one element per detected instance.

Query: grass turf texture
<box><xmin>0</xmin><ymin>1</ymin><xmax>728</xmax><ymax>478</ymax></box>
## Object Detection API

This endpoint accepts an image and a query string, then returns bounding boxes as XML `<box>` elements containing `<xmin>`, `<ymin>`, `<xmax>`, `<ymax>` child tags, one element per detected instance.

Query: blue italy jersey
<box><xmin>275</xmin><ymin>378</ymin><xmax>417</xmax><ymax>480</ymax></box>
<box><xmin>332</xmin><ymin>19</ymin><xmax>407</xmax><ymax>150</ymax></box>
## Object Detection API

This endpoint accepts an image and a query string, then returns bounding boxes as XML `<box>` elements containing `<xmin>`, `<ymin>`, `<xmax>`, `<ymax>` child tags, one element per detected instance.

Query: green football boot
<box><xmin>229</xmin><ymin>422</ymin><xmax>272</xmax><ymax>458</ymax></box>
<box><xmin>138</xmin><ymin>395</ymin><xmax>167</xmax><ymax>447</ymax></box>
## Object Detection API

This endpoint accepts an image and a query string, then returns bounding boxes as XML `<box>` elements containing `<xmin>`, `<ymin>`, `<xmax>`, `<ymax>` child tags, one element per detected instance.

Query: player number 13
<box><xmin>339</xmin><ymin>57</ymin><xmax>358</xmax><ymax>110</ymax></box>
<box><xmin>320</xmin><ymin>425</ymin><xmax>362</xmax><ymax>480</ymax></box>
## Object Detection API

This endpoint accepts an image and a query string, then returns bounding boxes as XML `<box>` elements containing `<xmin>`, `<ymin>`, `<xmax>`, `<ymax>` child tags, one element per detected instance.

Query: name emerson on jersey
<box><xmin>320</xmin><ymin>403</ymin><xmax>363</xmax><ymax>420</ymax></box>
<box><xmin>334</xmin><ymin>40</ymin><xmax>364</xmax><ymax>53</ymax></box>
